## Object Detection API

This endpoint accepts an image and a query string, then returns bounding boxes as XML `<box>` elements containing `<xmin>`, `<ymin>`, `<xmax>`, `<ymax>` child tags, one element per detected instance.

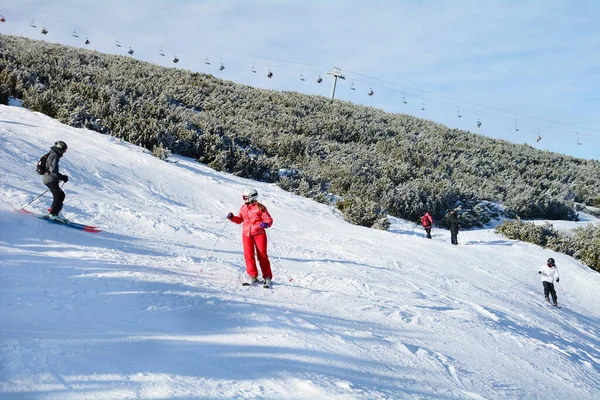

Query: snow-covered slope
<box><xmin>1</xmin><ymin>105</ymin><xmax>599</xmax><ymax>399</ymax></box>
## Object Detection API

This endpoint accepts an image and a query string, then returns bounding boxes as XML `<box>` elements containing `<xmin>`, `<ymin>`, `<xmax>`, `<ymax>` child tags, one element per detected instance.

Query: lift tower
<box><xmin>326</xmin><ymin>67</ymin><xmax>345</xmax><ymax>99</ymax></box>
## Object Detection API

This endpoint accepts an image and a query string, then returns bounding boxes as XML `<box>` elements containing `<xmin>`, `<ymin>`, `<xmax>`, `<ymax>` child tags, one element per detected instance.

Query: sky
<box><xmin>1</xmin><ymin>0</ymin><xmax>600</xmax><ymax>160</ymax></box>
<box><xmin>2</xmin><ymin>104</ymin><xmax>600</xmax><ymax>399</ymax></box>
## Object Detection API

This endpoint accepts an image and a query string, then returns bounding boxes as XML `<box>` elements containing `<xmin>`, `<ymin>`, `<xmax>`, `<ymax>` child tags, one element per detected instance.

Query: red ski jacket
<box><xmin>230</xmin><ymin>203</ymin><xmax>273</xmax><ymax>237</ymax></box>
<box><xmin>421</xmin><ymin>213</ymin><xmax>433</xmax><ymax>228</ymax></box>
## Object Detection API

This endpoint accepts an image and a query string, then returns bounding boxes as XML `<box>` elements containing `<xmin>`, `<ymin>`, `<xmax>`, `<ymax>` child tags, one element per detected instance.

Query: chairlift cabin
<box><xmin>85</xmin><ymin>37</ymin><xmax>90</xmax><ymax>45</ymax></box>
<box><xmin>267</xmin><ymin>70</ymin><xmax>273</xmax><ymax>79</ymax></box>
<box><xmin>41</xmin><ymin>27</ymin><xmax>48</xmax><ymax>35</ymax></box>
<box><xmin>317</xmin><ymin>75</ymin><xmax>323</xmax><ymax>83</ymax></box>
<box><xmin>204</xmin><ymin>55</ymin><xmax>210</xmax><ymax>65</ymax></box>
<box><xmin>251</xmin><ymin>63</ymin><xmax>257</xmax><ymax>73</ymax></box>
<box><xmin>421</xmin><ymin>101</ymin><xmax>425</xmax><ymax>111</ymax></box>
<box><xmin>173</xmin><ymin>55</ymin><xmax>179</xmax><ymax>63</ymax></box>
<box><xmin>115</xmin><ymin>39</ymin><xmax>121</xmax><ymax>47</ymax></box>
<box><xmin>514</xmin><ymin>120</ymin><xmax>519</xmax><ymax>132</ymax></box>
<box><xmin>456</xmin><ymin>106</ymin><xmax>462</xmax><ymax>118</ymax></box>
<box><xmin>477</xmin><ymin>118</ymin><xmax>482</xmax><ymax>128</ymax></box>
<box><xmin>536</xmin><ymin>134</ymin><xmax>542</xmax><ymax>143</ymax></box>
<box><xmin>159</xmin><ymin>47</ymin><xmax>165</xmax><ymax>56</ymax></box>
<box><xmin>219</xmin><ymin>63</ymin><xmax>225</xmax><ymax>71</ymax></box>
<box><xmin>299</xmin><ymin>70</ymin><xmax>305</xmax><ymax>81</ymax></box>
<box><xmin>402</xmin><ymin>93</ymin><xmax>407</xmax><ymax>104</ymax></box>
<box><xmin>72</xmin><ymin>29</ymin><xmax>79</xmax><ymax>38</ymax></box>
<box><xmin>1</xmin><ymin>15</ymin><xmax>6</xmax><ymax>23</ymax></box>
<box><xmin>577</xmin><ymin>133</ymin><xmax>582</xmax><ymax>145</ymax></box>
<box><xmin>30</xmin><ymin>19</ymin><xmax>36</xmax><ymax>28</ymax></box>
<box><xmin>128</xmin><ymin>47</ymin><xmax>134</xmax><ymax>55</ymax></box>
<box><xmin>350</xmin><ymin>80</ymin><xmax>355</xmax><ymax>90</ymax></box>
<box><xmin>368</xmin><ymin>89</ymin><xmax>374</xmax><ymax>96</ymax></box>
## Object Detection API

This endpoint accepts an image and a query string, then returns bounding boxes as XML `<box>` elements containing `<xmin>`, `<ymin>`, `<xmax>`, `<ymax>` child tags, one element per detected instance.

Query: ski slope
<box><xmin>1</xmin><ymin>104</ymin><xmax>599</xmax><ymax>399</ymax></box>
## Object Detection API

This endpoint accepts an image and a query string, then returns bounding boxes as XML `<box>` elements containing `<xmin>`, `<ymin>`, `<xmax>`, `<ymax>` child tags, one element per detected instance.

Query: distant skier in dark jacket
<box><xmin>42</xmin><ymin>141</ymin><xmax>69</xmax><ymax>221</ymax></box>
<box><xmin>421</xmin><ymin>212</ymin><xmax>433</xmax><ymax>239</ymax></box>
<box><xmin>538</xmin><ymin>257</ymin><xmax>560</xmax><ymax>306</ymax></box>
<box><xmin>448</xmin><ymin>210</ymin><xmax>459</xmax><ymax>245</ymax></box>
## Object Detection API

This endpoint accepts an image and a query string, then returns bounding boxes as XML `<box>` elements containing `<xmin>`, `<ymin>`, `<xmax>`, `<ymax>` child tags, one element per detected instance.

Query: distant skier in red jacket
<box><xmin>421</xmin><ymin>212</ymin><xmax>433</xmax><ymax>239</ymax></box>
<box><xmin>227</xmin><ymin>188</ymin><xmax>274</xmax><ymax>286</ymax></box>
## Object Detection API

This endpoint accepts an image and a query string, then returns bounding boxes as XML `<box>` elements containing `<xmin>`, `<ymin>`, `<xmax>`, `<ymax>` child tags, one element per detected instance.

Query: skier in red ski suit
<box><xmin>227</xmin><ymin>188</ymin><xmax>273</xmax><ymax>284</ymax></box>
<box><xmin>421</xmin><ymin>212</ymin><xmax>433</xmax><ymax>239</ymax></box>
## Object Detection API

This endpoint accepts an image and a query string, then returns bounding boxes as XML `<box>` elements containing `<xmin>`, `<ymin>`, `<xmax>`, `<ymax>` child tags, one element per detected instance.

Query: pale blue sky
<box><xmin>2</xmin><ymin>0</ymin><xmax>599</xmax><ymax>160</ymax></box>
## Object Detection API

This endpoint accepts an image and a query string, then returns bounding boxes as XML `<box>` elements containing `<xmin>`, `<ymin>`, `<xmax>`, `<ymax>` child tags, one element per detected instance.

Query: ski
<box><xmin>242</xmin><ymin>280</ymin><xmax>263</xmax><ymax>286</ymax></box>
<box><xmin>18</xmin><ymin>209</ymin><xmax>101</xmax><ymax>233</ymax></box>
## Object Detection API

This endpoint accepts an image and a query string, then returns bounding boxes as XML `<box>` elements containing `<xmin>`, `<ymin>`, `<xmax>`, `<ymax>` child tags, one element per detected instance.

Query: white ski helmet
<box><xmin>243</xmin><ymin>188</ymin><xmax>258</xmax><ymax>203</ymax></box>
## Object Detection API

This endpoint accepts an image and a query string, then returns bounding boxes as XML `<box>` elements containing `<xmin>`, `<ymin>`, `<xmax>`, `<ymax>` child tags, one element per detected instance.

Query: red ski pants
<box><xmin>242</xmin><ymin>233</ymin><xmax>272</xmax><ymax>279</ymax></box>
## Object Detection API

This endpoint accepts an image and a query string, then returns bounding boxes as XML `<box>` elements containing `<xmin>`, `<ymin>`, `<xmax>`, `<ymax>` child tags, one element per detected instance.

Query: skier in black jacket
<box><xmin>448</xmin><ymin>210</ymin><xmax>459</xmax><ymax>245</ymax></box>
<box><xmin>42</xmin><ymin>141</ymin><xmax>69</xmax><ymax>221</ymax></box>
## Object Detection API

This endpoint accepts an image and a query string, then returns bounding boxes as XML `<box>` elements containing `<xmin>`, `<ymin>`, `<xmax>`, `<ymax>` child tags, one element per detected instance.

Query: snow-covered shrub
<box><xmin>152</xmin><ymin>142</ymin><xmax>171</xmax><ymax>160</ymax></box>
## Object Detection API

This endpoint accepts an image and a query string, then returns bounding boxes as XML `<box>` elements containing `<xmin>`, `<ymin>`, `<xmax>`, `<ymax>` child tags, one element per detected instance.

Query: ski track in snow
<box><xmin>1</xmin><ymin>105</ymin><xmax>600</xmax><ymax>399</ymax></box>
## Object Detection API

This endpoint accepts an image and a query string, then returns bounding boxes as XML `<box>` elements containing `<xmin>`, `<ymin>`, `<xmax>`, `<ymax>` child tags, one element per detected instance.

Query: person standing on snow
<box><xmin>42</xmin><ymin>141</ymin><xmax>69</xmax><ymax>221</ymax></box>
<box><xmin>538</xmin><ymin>257</ymin><xmax>560</xmax><ymax>306</ymax></box>
<box><xmin>447</xmin><ymin>210</ymin><xmax>459</xmax><ymax>245</ymax></box>
<box><xmin>421</xmin><ymin>212</ymin><xmax>433</xmax><ymax>239</ymax></box>
<box><xmin>227</xmin><ymin>188</ymin><xmax>274</xmax><ymax>286</ymax></box>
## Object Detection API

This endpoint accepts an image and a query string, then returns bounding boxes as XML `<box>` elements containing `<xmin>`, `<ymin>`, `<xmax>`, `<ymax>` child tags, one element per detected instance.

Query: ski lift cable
<box><xmin>349</xmin><ymin>75</ymin><xmax>600</xmax><ymax>143</ymax></box>
<box><xmin>344</xmin><ymin>67</ymin><xmax>600</xmax><ymax>135</ymax></box>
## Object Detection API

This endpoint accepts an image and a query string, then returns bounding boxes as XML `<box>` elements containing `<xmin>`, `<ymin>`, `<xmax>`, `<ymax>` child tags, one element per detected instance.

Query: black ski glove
<box><xmin>538</xmin><ymin>271</ymin><xmax>542</xmax><ymax>274</ymax></box>
<box><xmin>61</xmin><ymin>175</ymin><xmax>69</xmax><ymax>182</ymax></box>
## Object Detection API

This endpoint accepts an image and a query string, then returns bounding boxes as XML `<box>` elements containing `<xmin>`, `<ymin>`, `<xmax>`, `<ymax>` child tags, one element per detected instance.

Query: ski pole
<box><xmin>556</xmin><ymin>281</ymin><xmax>570</xmax><ymax>307</ymax></box>
<box><xmin>266</xmin><ymin>230</ymin><xmax>293</xmax><ymax>282</ymax></box>
<box><xmin>19</xmin><ymin>189</ymin><xmax>49</xmax><ymax>210</ymax></box>
<box><xmin>201</xmin><ymin>220</ymin><xmax>229</xmax><ymax>269</ymax></box>
<box><xmin>20</xmin><ymin>181</ymin><xmax>66</xmax><ymax>211</ymax></box>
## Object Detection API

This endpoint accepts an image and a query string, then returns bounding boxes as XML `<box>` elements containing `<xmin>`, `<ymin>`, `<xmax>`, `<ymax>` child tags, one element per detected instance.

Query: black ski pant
<box><xmin>450</xmin><ymin>225</ymin><xmax>459</xmax><ymax>245</ymax></box>
<box><xmin>424</xmin><ymin>227</ymin><xmax>432</xmax><ymax>239</ymax></box>
<box><xmin>46</xmin><ymin>181</ymin><xmax>65</xmax><ymax>215</ymax></box>
<box><xmin>543</xmin><ymin>281</ymin><xmax>557</xmax><ymax>303</ymax></box>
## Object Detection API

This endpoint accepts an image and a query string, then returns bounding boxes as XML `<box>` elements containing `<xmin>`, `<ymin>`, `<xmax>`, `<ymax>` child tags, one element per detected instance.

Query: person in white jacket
<box><xmin>538</xmin><ymin>257</ymin><xmax>560</xmax><ymax>306</ymax></box>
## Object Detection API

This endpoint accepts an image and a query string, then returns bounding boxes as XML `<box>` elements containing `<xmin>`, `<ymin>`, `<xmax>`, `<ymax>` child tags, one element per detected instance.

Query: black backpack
<box><xmin>36</xmin><ymin>152</ymin><xmax>50</xmax><ymax>175</ymax></box>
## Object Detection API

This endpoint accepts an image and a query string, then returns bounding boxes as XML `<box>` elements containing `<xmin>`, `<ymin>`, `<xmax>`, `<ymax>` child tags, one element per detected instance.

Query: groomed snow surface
<box><xmin>1</xmin><ymin>105</ymin><xmax>599</xmax><ymax>400</ymax></box>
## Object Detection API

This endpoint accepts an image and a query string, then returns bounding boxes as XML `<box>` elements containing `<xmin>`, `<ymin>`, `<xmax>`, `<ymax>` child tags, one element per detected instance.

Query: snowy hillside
<box><xmin>1</xmin><ymin>104</ymin><xmax>600</xmax><ymax>400</ymax></box>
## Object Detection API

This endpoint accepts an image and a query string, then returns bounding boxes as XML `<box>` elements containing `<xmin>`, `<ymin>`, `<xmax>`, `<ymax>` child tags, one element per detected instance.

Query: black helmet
<box><xmin>54</xmin><ymin>141</ymin><xmax>68</xmax><ymax>152</ymax></box>
<box><xmin>547</xmin><ymin>258</ymin><xmax>555</xmax><ymax>265</ymax></box>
